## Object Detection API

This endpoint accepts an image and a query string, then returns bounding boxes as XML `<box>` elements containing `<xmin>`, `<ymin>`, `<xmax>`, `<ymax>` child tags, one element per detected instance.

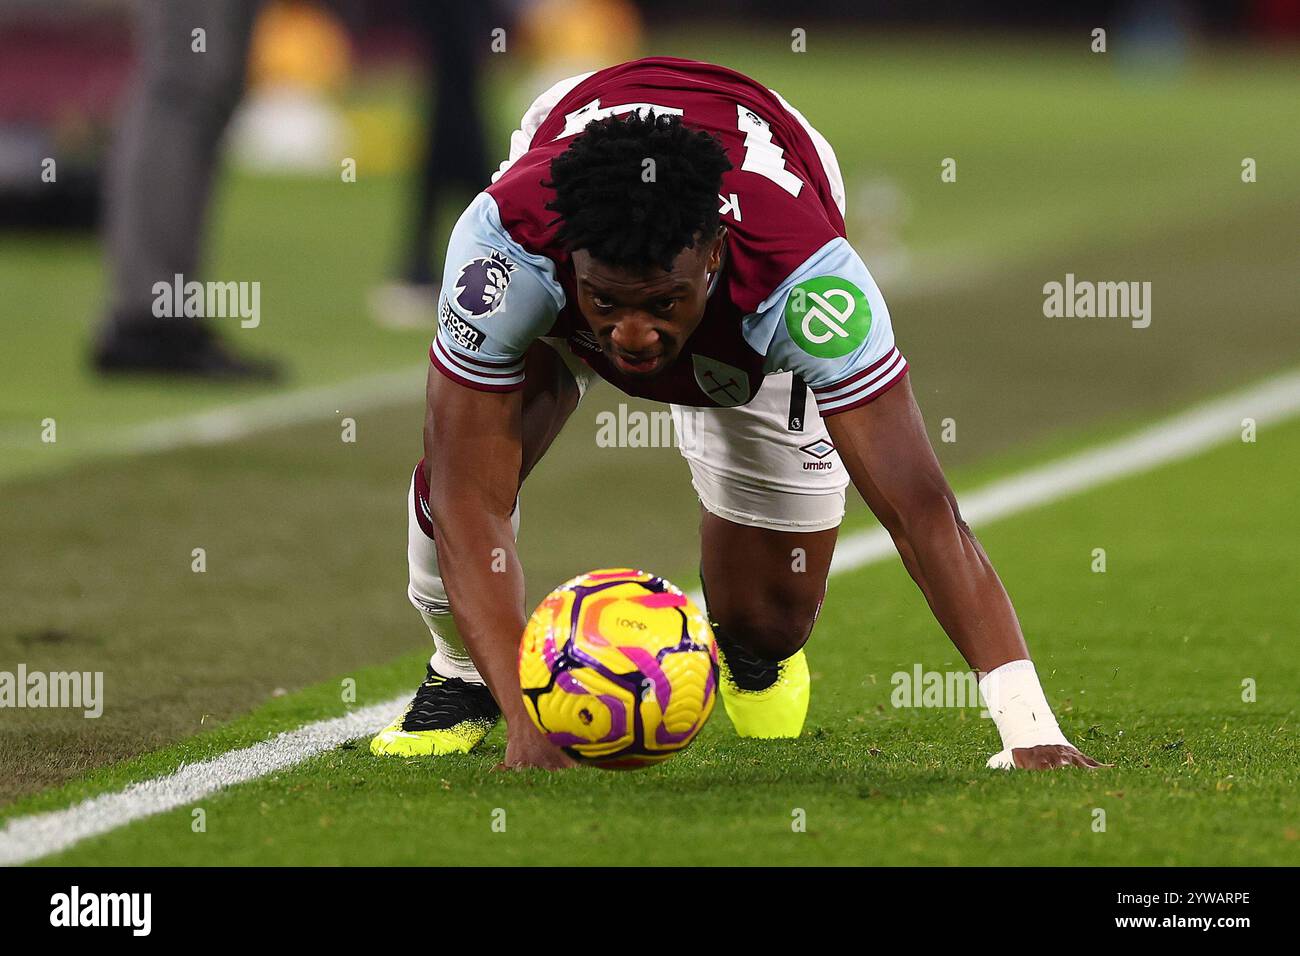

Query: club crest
<box><xmin>692</xmin><ymin>354</ymin><xmax>751</xmax><ymax>407</ymax></box>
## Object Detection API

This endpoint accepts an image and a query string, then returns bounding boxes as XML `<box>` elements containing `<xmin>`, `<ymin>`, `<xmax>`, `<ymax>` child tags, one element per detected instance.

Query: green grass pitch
<box><xmin>1</xmin><ymin>30</ymin><xmax>1297</xmax><ymax>865</ymax></box>
<box><xmin>9</xmin><ymin>414</ymin><xmax>1298</xmax><ymax>866</ymax></box>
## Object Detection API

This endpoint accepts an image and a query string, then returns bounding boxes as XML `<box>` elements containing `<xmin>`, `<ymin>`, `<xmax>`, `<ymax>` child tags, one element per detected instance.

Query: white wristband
<box><xmin>978</xmin><ymin>659</ymin><xmax>1071</xmax><ymax>768</ymax></box>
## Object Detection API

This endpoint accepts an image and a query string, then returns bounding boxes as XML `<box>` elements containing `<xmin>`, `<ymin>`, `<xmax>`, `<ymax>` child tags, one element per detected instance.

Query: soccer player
<box><xmin>371</xmin><ymin>57</ymin><xmax>1102</xmax><ymax>770</ymax></box>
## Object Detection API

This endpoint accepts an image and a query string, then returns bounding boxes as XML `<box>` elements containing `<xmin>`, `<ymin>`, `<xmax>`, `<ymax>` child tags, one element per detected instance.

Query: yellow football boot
<box><xmin>716</xmin><ymin>643</ymin><xmax>811</xmax><ymax>739</ymax></box>
<box><xmin>370</xmin><ymin>665</ymin><xmax>500</xmax><ymax>757</ymax></box>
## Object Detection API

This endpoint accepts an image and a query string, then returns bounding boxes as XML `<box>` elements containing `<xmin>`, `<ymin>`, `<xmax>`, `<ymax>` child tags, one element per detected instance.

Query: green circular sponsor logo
<box><xmin>783</xmin><ymin>275</ymin><xmax>871</xmax><ymax>358</ymax></box>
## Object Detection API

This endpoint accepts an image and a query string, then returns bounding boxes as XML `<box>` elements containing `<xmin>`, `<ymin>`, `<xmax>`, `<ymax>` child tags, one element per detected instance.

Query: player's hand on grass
<box><xmin>1007</xmin><ymin>743</ymin><xmax>1106</xmax><ymax>770</ymax></box>
<box><xmin>497</xmin><ymin>722</ymin><xmax>577</xmax><ymax>771</ymax></box>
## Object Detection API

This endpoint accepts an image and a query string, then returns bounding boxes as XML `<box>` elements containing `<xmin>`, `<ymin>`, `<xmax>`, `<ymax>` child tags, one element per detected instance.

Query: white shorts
<box><xmin>545</xmin><ymin>341</ymin><xmax>848</xmax><ymax>533</ymax></box>
<box><xmin>517</xmin><ymin>75</ymin><xmax>851</xmax><ymax>534</ymax></box>
<box><xmin>672</xmin><ymin>372</ymin><xmax>848</xmax><ymax>532</ymax></box>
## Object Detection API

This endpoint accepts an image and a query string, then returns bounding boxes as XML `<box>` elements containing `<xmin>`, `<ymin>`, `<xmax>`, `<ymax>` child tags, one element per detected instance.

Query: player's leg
<box><xmin>372</xmin><ymin>340</ymin><xmax>596</xmax><ymax>756</ymax></box>
<box><xmin>672</xmin><ymin>371</ymin><xmax>848</xmax><ymax>738</ymax></box>
<box><xmin>700</xmin><ymin>515</ymin><xmax>836</xmax><ymax>738</ymax></box>
<box><xmin>688</xmin><ymin>93</ymin><xmax>849</xmax><ymax>737</ymax></box>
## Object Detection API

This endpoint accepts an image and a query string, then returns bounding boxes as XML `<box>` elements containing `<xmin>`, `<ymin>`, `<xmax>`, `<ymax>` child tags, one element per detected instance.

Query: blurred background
<box><xmin>1</xmin><ymin>0</ymin><xmax>1297</xmax><ymax>801</ymax></box>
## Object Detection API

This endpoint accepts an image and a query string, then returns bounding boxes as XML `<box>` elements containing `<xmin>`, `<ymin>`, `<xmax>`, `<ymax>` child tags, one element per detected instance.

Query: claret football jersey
<box><xmin>430</xmin><ymin>56</ymin><xmax>907</xmax><ymax>415</ymax></box>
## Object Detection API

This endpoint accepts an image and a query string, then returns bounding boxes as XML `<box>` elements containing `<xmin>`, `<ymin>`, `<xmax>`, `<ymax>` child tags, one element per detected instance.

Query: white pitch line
<box><xmin>0</xmin><ymin>697</ymin><xmax>408</xmax><ymax>867</ymax></box>
<box><xmin>116</xmin><ymin>364</ymin><xmax>429</xmax><ymax>455</ymax></box>
<box><xmin>3</xmin><ymin>367</ymin><xmax>1299</xmax><ymax>866</ymax></box>
<box><xmin>830</xmin><ymin>369</ymin><xmax>1300</xmax><ymax>572</ymax></box>
<box><xmin>0</xmin><ymin>363</ymin><xmax>428</xmax><ymax>481</ymax></box>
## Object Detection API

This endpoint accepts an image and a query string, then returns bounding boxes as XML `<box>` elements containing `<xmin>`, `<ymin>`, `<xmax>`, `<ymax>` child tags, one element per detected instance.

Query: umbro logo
<box><xmin>800</xmin><ymin>438</ymin><xmax>837</xmax><ymax>472</ymax></box>
<box><xmin>800</xmin><ymin>438</ymin><xmax>835</xmax><ymax>459</ymax></box>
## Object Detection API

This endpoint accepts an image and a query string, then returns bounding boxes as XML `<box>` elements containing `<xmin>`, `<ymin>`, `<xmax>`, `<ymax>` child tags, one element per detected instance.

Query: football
<box><xmin>518</xmin><ymin>568</ymin><xmax>718</xmax><ymax>769</ymax></box>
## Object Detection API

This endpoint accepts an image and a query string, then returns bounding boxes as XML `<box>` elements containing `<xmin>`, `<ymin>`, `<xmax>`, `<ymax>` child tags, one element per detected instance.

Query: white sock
<box><xmin>422</xmin><ymin>610</ymin><xmax>484</xmax><ymax>683</ymax></box>
<box><xmin>407</xmin><ymin>466</ymin><xmax>519</xmax><ymax>687</ymax></box>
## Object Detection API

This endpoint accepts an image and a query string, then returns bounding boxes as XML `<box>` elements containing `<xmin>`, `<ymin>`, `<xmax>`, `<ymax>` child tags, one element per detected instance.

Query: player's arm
<box><xmin>824</xmin><ymin>378</ymin><xmax>1101</xmax><ymax>769</ymax></box>
<box><xmin>767</xmin><ymin>237</ymin><xmax>1100</xmax><ymax>769</ymax></box>
<box><xmin>422</xmin><ymin>369</ymin><xmax>573</xmax><ymax>769</ymax></box>
<box><xmin>423</xmin><ymin>192</ymin><xmax>574</xmax><ymax>769</ymax></box>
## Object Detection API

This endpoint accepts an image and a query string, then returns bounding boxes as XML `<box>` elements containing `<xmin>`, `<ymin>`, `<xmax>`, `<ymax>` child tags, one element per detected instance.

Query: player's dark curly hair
<box><xmin>544</xmin><ymin>111</ymin><xmax>733</xmax><ymax>271</ymax></box>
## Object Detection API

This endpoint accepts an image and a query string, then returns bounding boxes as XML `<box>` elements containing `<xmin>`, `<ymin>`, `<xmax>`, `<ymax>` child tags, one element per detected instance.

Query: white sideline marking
<box><xmin>0</xmin><ymin>364</ymin><xmax>428</xmax><ymax>480</ymax></box>
<box><xmin>0</xmin><ymin>697</ymin><xmax>408</xmax><ymax>867</ymax></box>
<box><xmin>3</xmin><ymin>368</ymin><xmax>1299</xmax><ymax>865</ymax></box>
<box><xmin>117</xmin><ymin>364</ymin><xmax>428</xmax><ymax>454</ymax></box>
<box><xmin>830</xmin><ymin>369</ymin><xmax>1300</xmax><ymax>572</ymax></box>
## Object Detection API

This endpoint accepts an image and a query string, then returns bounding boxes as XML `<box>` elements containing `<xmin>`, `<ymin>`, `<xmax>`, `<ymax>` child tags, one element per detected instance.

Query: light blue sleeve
<box><xmin>744</xmin><ymin>237</ymin><xmax>908</xmax><ymax>414</ymax></box>
<box><xmin>430</xmin><ymin>192</ymin><xmax>565</xmax><ymax>391</ymax></box>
